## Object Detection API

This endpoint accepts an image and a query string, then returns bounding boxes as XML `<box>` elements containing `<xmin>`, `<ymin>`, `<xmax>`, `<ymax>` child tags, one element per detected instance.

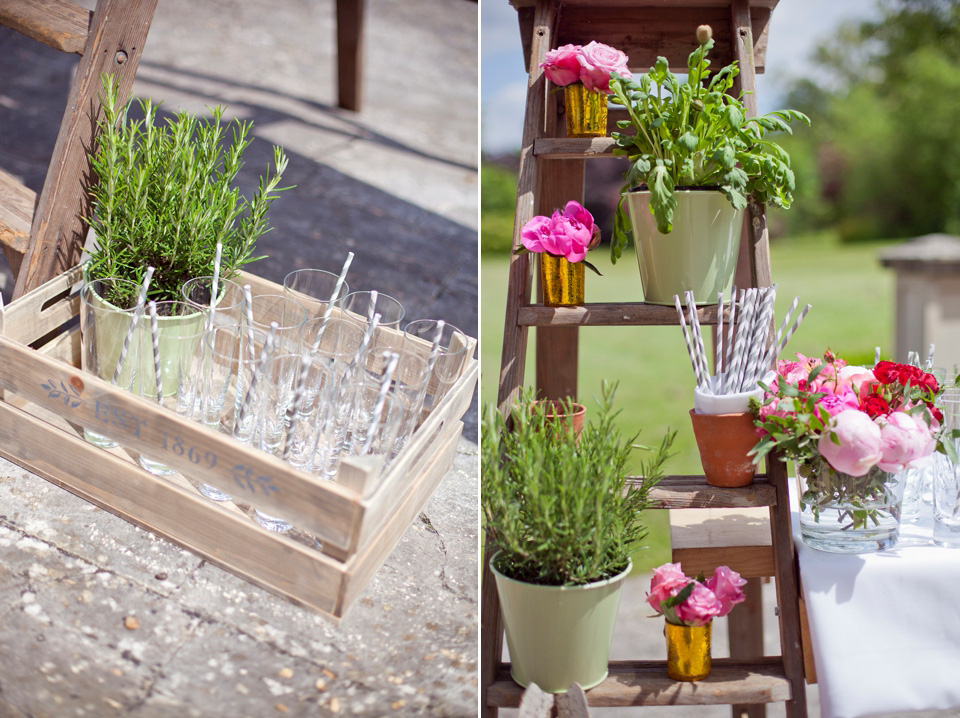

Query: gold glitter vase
<box><xmin>565</xmin><ymin>83</ymin><xmax>608</xmax><ymax>138</ymax></box>
<box><xmin>666</xmin><ymin>621</ymin><xmax>712</xmax><ymax>682</ymax></box>
<box><xmin>541</xmin><ymin>254</ymin><xmax>584</xmax><ymax>307</ymax></box>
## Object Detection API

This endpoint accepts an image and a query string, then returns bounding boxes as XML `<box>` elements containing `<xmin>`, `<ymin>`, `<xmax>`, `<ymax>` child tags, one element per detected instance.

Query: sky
<box><xmin>480</xmin><ymin>0</ymin><xmax>883</xmax><ymax>155</ymax></box>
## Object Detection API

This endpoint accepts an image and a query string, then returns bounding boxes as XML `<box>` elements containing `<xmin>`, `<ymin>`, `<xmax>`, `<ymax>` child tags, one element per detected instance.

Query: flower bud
<box><xmin>696</xmin><ymin>25</ymin><xmax>713</xmax><ymax>46</ymax></box>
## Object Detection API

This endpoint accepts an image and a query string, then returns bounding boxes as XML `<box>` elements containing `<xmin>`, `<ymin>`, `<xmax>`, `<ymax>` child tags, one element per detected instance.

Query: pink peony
<box><xmin>706</xmin><ymin>566</ymin><xmax>747</xmax><ymax>617</ymax></box>
<box><xmin>876</xmin><ymin>411</ymin><xmax>936</xmax><ymax>473</ymax></box>
<box><xmin>577</xmin><ymin>41</ymin><xmax>631</xmax><ymax>93</ymax></box>
<box><xmin>816</xmin><ymin>391</ymin><xmax>860</xmax><ymax>418</ymax></box>
<box><xmin>777</xmin><ymin>360</ymin><xmax>807</xmax><ymax>388</ymax></box>
<box><xmin>818</xmin><ymin>409</ymin><xmax>883</xmax><ymax>477</ymax></box>
<box><xmin>540</xmin><ymin>44</ymin><xmax>582</xmax><ymax>86</ymax></box>
<box><xmin>646</xmin><ymin>562</ymin><xmax>688</xmax><ymax>613</ymax></box>
<box><xmin>675</xmin><ymin>581</ymin><xmax>723</xmax><ymax>627</ymax></box>
<box><xmin>520</xmin><ymin>215</ymin><xmax>557</xmax><ymax>254</ymax></box>
<box><xmin>837</xmin><ymin>365</ymin><xmax>878</xmax><ymax>396</ymax></box>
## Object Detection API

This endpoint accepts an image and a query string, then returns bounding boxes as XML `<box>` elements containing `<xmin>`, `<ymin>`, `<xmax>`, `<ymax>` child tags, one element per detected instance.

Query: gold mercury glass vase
<box><xmin>541</xmin><ymin>253</ymin><xmax>585</xmax><ymax>307</ymax></box>
<box><xmin>565</xmin><ymin>83</ymin><xmax>608</xmax><ymax>138</ymax></box>
<box><xmin>666</xmin><ymin>621</ymin><xmax>712</xmax><ymax>682</ymax></box>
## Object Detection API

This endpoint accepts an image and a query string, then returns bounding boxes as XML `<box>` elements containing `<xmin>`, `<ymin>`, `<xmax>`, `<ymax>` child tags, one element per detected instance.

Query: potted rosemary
<box><xmin>83</xmin><ymin>74</ymin><xmax>289</xmax><ymax>393</ymax></box>
<box><xmin>482</xmin><ymin>382</ymin><xmax>674</xmax><ymax>693</ymax></box>
<box><xmin>608</xmin><ymin>25</ymin><xmax>808</xmax><ymax>305</ymax></box>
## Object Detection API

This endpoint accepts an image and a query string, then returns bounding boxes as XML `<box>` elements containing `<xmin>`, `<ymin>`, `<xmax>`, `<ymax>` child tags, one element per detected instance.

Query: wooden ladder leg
<box><xmin>336</xmin><ymin>0</ymin><xmax>365</xmax><ymax>111</ymax></box>
<box><xmin>13</xmin><ymin>0</ymin><xmax>158</xmax><ymax>299</ymax></box>
<box><xmin>729</xmin><ymin>577</ymin><xmax>766</xmax><ymax>718</ymax></box>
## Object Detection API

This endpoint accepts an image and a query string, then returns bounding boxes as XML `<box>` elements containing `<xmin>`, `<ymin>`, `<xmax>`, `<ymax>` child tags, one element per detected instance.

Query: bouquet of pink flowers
<box><xmin>519</xmin><ymin>200</ymin><xmax>602</xmax><ymax>274</ymax></box>
<box><xmin>540</xmin><ymin>41</ymin><xmax>631</xmax><ymax>94</ymax></box>
<box><xmin>647</xmin><ymin>563</ymin><xmax>746</xmax><ymax>627</ymax></box>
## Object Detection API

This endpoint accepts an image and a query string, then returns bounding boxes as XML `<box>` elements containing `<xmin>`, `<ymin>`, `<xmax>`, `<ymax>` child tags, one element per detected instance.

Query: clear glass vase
<box><xmin>797</xmin><ymin>457</ymin><xmax>905</xmax><ymax>554</ymax></box>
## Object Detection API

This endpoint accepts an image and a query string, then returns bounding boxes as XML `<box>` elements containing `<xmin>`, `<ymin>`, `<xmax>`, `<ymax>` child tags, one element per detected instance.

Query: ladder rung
<box><xmin>644</xmin><ymin>475</ymin><xmax>776</xmax><ymax>509</ymax></box>
<box><xmin>518</xmin><ymin>302</ymin><xmax>722</xmax><ymax>327</ymax></box>
<box><xmin>534</xmin><ymin>137</ymin><xmax>616</xmax><ymax>159</ymax></box>
<box><xmin>487</xmin><ymin>657</ymin><xmax>792</xmax><ymax>708</ymax></box>
<box><xmin>672</xmin><ymin>507</ymin><xmax>775</xmax><ymax>578</ymax></box>
<box><xmin>0</xmin><ymin>168</ymin><xmax>36</xmax><ymax>254</ymax></box>
<box><xmin>0</xmin><ymin>0</ymin><xmax>91</xmax><ymax>54</ymax></box>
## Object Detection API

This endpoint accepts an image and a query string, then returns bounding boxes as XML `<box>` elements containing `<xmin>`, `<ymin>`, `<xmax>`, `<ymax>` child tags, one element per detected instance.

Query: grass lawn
<box><xmin>481</xmin><ymin>230</ymin><xmax>898</xmax><ymax>572</ymax></box>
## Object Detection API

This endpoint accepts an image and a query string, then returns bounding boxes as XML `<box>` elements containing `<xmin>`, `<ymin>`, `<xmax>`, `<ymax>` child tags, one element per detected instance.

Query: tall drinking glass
<box><xmin>403</xmin><ymin>319</ymin><xmax>469</xmax><ymax>411</ymax></box>
<box><xmin>283</xmin><ymin>268</ymin><xmax>350</xmax><ymax>319</ymax></box>
<box><xmin>249</xmin><ymin>293</ymin><xmax>308</xmax><ymax>353</ymax></box>
<box><xmin>341</xmin><ymin>290</ymin><xmax>405</xmax><ymax>353</ymax></box>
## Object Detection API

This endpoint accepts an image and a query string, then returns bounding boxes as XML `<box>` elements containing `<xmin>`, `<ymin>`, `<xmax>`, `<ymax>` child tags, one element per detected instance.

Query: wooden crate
<box><xmin>0</xmin><ymin>265</ymin><xmax>478</xmax><ymax>622</ymax></box>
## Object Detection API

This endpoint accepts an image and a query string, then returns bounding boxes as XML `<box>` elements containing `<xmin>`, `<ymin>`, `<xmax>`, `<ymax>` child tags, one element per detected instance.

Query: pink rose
<box><xmin>646</xmin><ymin>562</ymin><xmax>688</xmax><ymax>613</ymax></box>
<box><xmin>837</xmin><ymin>366</ymin><xmax>877</xmax><ymax>395</ymax></box>
<box><xmin>818</xmin><ymin>409</ymin><xmax>883</xmax><ymax>477</ymax></box>
<box><xmin>577</xmin><ymin>41</ymin><xmax>630</xmax><ymax>94</ymax></box>
<box><xmin>876</xmin><ymin>411</ymin><xmax>935</xmax><ymax>473</ymax></box>
<box><xmin>540</xmin><ymin>44</ymin><xmax>582</xmax><ymax>86</ymax></box>
<box><xmin>520</xmin><ymin>215</ymin><xmax>557</xmax><ymax>254</ymax></box>
<box><xmin>706</xmin><ymin>566</ymin><xmax>747</xmax><ymax>617</ymax></box>
<box><xmin>816</xmin><ymin>390</ymin><xmax>859</xmax><ymax>418</ymax></box>
<box><xmin>778</xmin><ymin>360</ymin><xmax>807</xmax><ymax>388</ymax></box>
<box><xmin>675</xmin><ymin>581</ymin><xmax>723</xmax><ymax>627</ymax></box>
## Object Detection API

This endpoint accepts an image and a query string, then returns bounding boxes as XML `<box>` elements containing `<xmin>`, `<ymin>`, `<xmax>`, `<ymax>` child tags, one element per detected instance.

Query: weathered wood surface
<box><xmin>519</xmin><ymin>302</ymin><xmax>728</xmax><ymax>327</ymax></box>
<box><xmin>0</xmin><ymin>0</ymin><xmax>91</xmax><ymax>54</ymax></box>
<box><xmin>534</xmin><ymin>137</ymin><xmax>616</xmax><ymax>160</ymax></box>
<box><xmin>488</xmin><ymin>658</ymin><xmax>792</xmax><ymax>708</ymax></box>
<box><xmin>14</xmin><ymin>0</ymin><xmax>158</xmax><ymax>298</ymax></box>
<box><xmin>0</xmin><ymin>167</ymin><xmax>34</xmax><ymax>254</ymax></box>
<box><xmin>643</xmin><ymin>475</ymin><xmax>776</xmax><ymax>508</ymax></box>
<box><xmin>556</xmin><ymin>684</ymin><xmax>590</xmax><ymax>718</ymax></box>
<box><xmin>671</xmin><ymin>507</ymin><xmax>774</xmax><ymax>578</ymax></box>
<box><xmin>730</xmin><ymin>577</ymin><xmax>769</xmax><ymax>718</ymax></box>
<box><xmin>518</xmin><ymin>684</ymin><xmax>554</xmax><ymax>718</ymax></box>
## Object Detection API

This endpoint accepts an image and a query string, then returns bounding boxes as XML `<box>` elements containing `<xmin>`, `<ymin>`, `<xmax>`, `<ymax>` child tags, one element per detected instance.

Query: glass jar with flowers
<box><xmin>516</xmin><ymin>200</ymin><xmax>602</xmax><ymax>307</ymax></box>
<box><xmin>751</xmin><ymin>351</ymin><xmax>950</xmax><ymax>553</ymax></box>
<box><xmin>540</xmin><ymin>42</ymin><xmax>631</xmax><ymax>138</ymax></box>
<box><xmin>646</xmin><ymin>562</ymin><xmax>747</xmax><ymax>682</ymax></box>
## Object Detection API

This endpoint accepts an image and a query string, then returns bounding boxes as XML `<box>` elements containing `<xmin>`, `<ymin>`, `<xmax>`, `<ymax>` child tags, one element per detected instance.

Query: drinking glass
<box><xmin>403</xmin><ymin>319</ymin><xmax>469</xmax><ymax>411</ymax></box>
<box><xmin>933</xmin><ymin>394</ymin><xmax>960</xmax><ymax>547</ymax></box>
<box><xmin>283</xmin><ymin>268</ymin><xmax>350</xmax><ymax>319</ymax></box>
<box><xmin>341</xmin><ymin>290</ymin><xmax>405</xmax><ymax>353</ymax></box>
<box><xmin>249</xmin><ymin>293</ymin><xmax>309</xmax><ymax>353</ymax></box>
<box><xmin>136</xmin><ymin>300</ymin><xmax>207</xmax><ymax>476</ymax></box>
<box><xmin>79</xmin><ymin>278</ymin><xmax>142</xmax><ymax>448</ymax></box>
<box><xmin>284</xmin><ymin>355</ymin><xmax>337</xmax><ymax>473</ymax></box>
<box><xmin>181</xmin><ymin>276</ymin><xmax>245</xmax><ymax>329</ymax></box>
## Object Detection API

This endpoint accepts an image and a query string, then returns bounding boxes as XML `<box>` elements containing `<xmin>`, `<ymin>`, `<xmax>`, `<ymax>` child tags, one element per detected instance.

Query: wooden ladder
<box><xmin>0</xmin><ymin>0</ymin><xmax>158</xmax><ymax>299</ymax></box>
<box><xmin>481</xmin><ymin>1</ymin><xmax>808</xmax><ymax>716</ymax></box>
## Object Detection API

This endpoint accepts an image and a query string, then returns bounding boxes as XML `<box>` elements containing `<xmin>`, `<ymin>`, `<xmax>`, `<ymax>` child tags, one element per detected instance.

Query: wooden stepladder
<box><xmin>0</xmin><ymin>0</ymin><xmax>158</xmax><ymax>298</ymax></box>
<box><xmin>482</xmin><ymin>1</ymin><xmax>809</xmax><ymax>717</ymax></box>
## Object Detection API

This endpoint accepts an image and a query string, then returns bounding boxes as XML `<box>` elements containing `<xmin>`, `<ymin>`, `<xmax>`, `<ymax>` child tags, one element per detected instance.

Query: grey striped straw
<box><xmin>764</xmin><ymin>296</ymin><xmax>798</xmax><ymax>369</ymax></box>
<box><xmin>721</xmin><ymin>286</ymin><xmax>738</xmax><ymax>393</ymax></box>
<box><xmin>148</xmin><ymin>301</ymin><xmax>163</xmax><ymax>404</ymax></box>
<box><xmin>112</xmin><ymin>266</ymin><xmax>155</xmax><ymax>385</ymax></box>
<box><xmin>675</xmin><ymin>294</ymin><xmax>705</xmax><ymax>390</ymax></box>
<box><xmin>207</xmin><ymin>241</ymin><xmax>223</xmax><ymax>333</ymax></box>
<box><xmin>926</xmin><ymin>343</ymin><xmax>936</xmax><ymax>370</ymax></box>
<box><xmin>686</xmin><ymin>292</ymin><xmax>711</xmax><ymax>392</ymax></box>
<box><xmin>774</xmin><ymin>303</ymin><xmax>812</xmax><ymax>358</ymax></box>
<box><xmin>360</xmin><ymin>351</ymin><xmax>400</xmax><ymax>456</ymax></box>
<box><xmin>747</xmin><ymin>287</ymin><xmax>777</xmax><ymax>386</ymax></box>
<box><xmin>242</xmin><ymin>284</ymin><xmax>257</xmax><ymax>362</ymax></box>
<box><xmin>424</xmin><ymin>319</ymin><xmax>446</xmax><ymax>380</ymax></box>
<box><xmin>716</xmin><ymin>292</ymin><xmax>724</xmax><ymax>383</ymax></box>
<box><xmin>282</xmin><ymin>352</ymin><xmax>315</xmax><ymax>461</ymax></box>
<box><xmin>310</xmin><ymin>252</ymin><xmax>357</xmax><ymax>355</ymax></box>
<box><xmin>729</xmin><ymin>288</ymin><xmax>756</xmax><ymax>392</ymax></box>
<box><xmin>875</xmin><ymin>346</ymin><xmax>882</xmax><ymax>365</ymax></box>
<box><xmin>235</xmin><ymin>321</ymin><xmax>278</xmax><ymax>438</ymax></box>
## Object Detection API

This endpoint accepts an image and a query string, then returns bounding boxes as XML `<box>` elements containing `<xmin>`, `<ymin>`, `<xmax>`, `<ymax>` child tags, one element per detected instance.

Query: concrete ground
<box><xmin>0</xmin><ymin>0</ymin><xmax>478</xmax><ymax>716</ymax></box>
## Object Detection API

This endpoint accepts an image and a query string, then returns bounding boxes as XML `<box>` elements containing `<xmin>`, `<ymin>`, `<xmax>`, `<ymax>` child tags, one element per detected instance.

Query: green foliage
<box><xmin>482</xmin><ymin>382</ymin><xmax>676</xmax><ymax>586</ymax></box>
<box><xmin>607</xmin><ymin>31</ymin><xmax>808</xmax><ymax>260</ymax></box>
<box><xmin>480</xmin><ymin>162</ymin><xmax>518</xmax><ymax>254</ymax></box>
<box><xmin>86</xmin><ymin>75</ymin><xmax>291</xmax><ymax>303</ymax></box>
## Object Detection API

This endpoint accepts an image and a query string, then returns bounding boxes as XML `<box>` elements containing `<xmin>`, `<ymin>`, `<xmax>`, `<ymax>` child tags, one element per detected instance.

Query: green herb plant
<box><xmin>608</xmin><ymin>25</ymin><xmax>809</xmax><ymax>260</ymax></box>
<box><xmin>86</xmin><ymin>74</ymin><xmax>290</xmax><ymax>304</ymax></box>
<box><xmin>482</xmin><ymin>382</ymin><xmax>675</xmax><ymax>586</ymax></box>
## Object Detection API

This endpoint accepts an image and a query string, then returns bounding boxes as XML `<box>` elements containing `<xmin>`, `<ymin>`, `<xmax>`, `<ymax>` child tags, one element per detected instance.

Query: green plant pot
<box><xmin>491</xmin><ymin>553</ymin><xmax>630</xmax><ymax>693</ymax></box>
<box><xmin>623</xmin><ymin>189</ymin><xmax>743</xmax><ymax>305</ymax></box>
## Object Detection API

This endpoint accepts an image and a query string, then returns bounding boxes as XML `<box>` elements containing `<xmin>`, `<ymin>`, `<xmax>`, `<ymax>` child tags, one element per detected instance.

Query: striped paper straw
<box><xmin>242</xmin><ymin>284</ymin><xmax>257</xmax><ymax>362</ymax></box>
<box><xmin>686</xmin><ymin>292</ymin><xmax>711</xmax><ymax>393</ymax></box>
<box><xmin>716</xmin><ymin>292</ymin><xmax>724</xmax><ymax>381</ymax></box>
<box><xmin>747</xmin><ymin>288</ymin><xmax>777</xmax><ymax>385</ymax></box>
<box><xmin>764</xmin><ymin>296</ymin><xmax>798</xmax><ymax>370</ymax></box>
<box><xmin>148</xmin><ymin>301</ymin><xmax>163</xmax><ymax>404</ymax></box>
<box><xmin>675</xmin><ymin>295</ymin><xmax>705</xmax><ymax>390</ymax></box>
<box><xmin>926</xmin><ymin>343</ymin><xmax>936</xmax><ymax>370</ymax></box>
<box><xmin>360</xmin><ymin>351</ymin><xmax>400</xmax><ymax>456</ymax></box>
<box><xmin>366</xmin><ymin>290</ymin><xmax>379</xmax><ymax>326</ymax></box>
<box><xmin>774</xmin><ymin>303</ymin><xmax>812</xmax><ymax>358</ymax></box>
<box><xmin>112</xmin><ymin>266</ymin><xmax>155</xmax><ymax>385</ymax></box>
<box><xmin>729</xmin><ymin>288</ymin><xmax>756</xmax><ymax>392</ymax></box>
<box><xmin>282</xmin><ymin>352</ymin><xmax>315</xmax><ymax>461</ymax></box>
<box><xmin>206</xmin><ymin>241</ymin><xmax>223</xmax><ymax>332</ymax></box>
<box><xmin>235</xmin><ymin>321</ymin><xmax>278</xmax><ymax>437</ymax></box>
<box><xmin>310</xmin><ymin>251</ymin><xmax>357</xmax><ymax>355</ymax></box>
<box><xmin>721</xmin><ymin>286</ymin><xmax>738</xmax><ymax>393</ymax></box>
<box><xmin>875</xmin><ymin>346</ymin><xmax>882</xmax><ymax>365</ymax></box>
<box><xmin>424</xmin><ymin>320</ymin><xmax>446</xmax><ymax>379</ymax></box>
<box><xmin>332</xmin><ymin>251</ymin><xmax>354</xmax><ymax>303</ymax></box>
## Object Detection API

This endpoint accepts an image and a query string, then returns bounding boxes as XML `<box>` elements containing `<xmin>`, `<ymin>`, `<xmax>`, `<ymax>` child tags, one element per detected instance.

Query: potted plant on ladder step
<box><xmin>482</xmin><ymin>382</ymin><xmax>675</xmax><ymax>693</ymax></box>
<box><xmin>608</xmin><ymin>25</ymin><xmax>809</xmax><ymax>305</ymax></box>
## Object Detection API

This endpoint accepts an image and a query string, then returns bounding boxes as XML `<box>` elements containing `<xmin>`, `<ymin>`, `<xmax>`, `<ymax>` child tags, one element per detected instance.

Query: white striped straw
<box><xmin>875</xmin><ymin>346</ymin><xmax>881</xmax><ymax>365</ymax></box>
<box><xmin>310</xmin><ymin>251</ymin><xmax>357</xmax><ymax>355</ymax></box>
<box><xmin>235</xmin><ymin>321</ymin><xmax>277</xmax><ymax>436</ymax></box>
<box><xmin>360</xmin><ymin>351</ymin><xmax>399</xmax><ymax>456</ymax></box>
<box><xmin>332</xmin><ymin>251</ymin><xmax>354</xmax><ymax>304</ymax></box>
<box><xmin>242</xmin><ymin>284</ymin><xmax>257</xmax><ymax>362</ymax></box>
<box><xmin>716</xmin><ymin>292</ymin><xmax>724</xmax><ymax>382</ymax></box>
<box><xmin>764</xmin><ymin>296</ymin><xmax>798</xmax><ymax>369</ymax></box>
<box><xmin>686</xmin><ymin>292</ymin><xmax>711</xmax><ymax>392</ymax></box>
<box><xmin>926</xmin><ymin>343</ymin><xmax>936</xmax><ymax>370</ymax></box>
<box><xmin>746</xmin><ymin>287</ymin><xmax>777</xmax><ymax>385</ymax></box>
<box><xmin>774</xmin><ymin>303</ymin><xmax>812</xmax><ymax>357</ymax></box>
<box><xmin>424</xmin><ymin>320</ymin><xmax>446</xmax><ymax>379</ymax></box>
<box><xmin>675</xmin><ymin>295</ymin><xmax>705</xmax><ymax>390</ymax></box>
<box><xmin>282</xmin><ymin>352</ymin><xmax>314</xmax><ymax>461</ymax></box>
<box><xmin>148</xmin><ymin>301</ymin><xmax>163</xmax><ymax>404</ymax></box>
<box><xmin>741</xmin><ymin>288</ymin><xmax>764</xmax><ymax>390</ymax></box>
<box><xmin>730</xmin><ymin>288</ymin><xmax>756</xmax><ymax>392</ymax></box>
<box><xmin>365</xmin><ymin>290</ymin><xmax>379</xmax><ymax>326</ymax></box>
<box><xmin>721</xmin><ymin>286</ymin><xmax>738</xmax><ymax>393</ymax></box>
<box><xmin>207</xmin><ymin>241</ymin><xmax>223</xmax><ymax>332</ymax></box>
<box><xmin>112</xmin><ymin>266</ymin><xmax>155</xmax><ymax>385</ymax></box>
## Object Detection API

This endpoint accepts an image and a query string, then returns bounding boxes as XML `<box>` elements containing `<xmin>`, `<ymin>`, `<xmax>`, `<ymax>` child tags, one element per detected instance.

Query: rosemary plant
<box><xmin>86</xmin><ymin>75</ymin><xmax>290</xmax><ymax>304</ymax></box>
<box><xmin>482</xmin><ymin>382</ymin><xmax>675</xmax><ymax>586</ymax></box>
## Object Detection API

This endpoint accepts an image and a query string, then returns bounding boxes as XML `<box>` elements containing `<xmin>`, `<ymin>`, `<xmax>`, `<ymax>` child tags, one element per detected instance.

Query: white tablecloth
<box><xmin>793</xmin><ymin>480</ymin><xmax>960</xmax><ymax>718</ymax></box>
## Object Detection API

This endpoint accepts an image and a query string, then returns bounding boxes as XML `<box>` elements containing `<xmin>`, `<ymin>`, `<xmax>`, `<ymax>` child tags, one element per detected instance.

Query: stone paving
<box><xmin>0</xmin><ymin>0</ymin><xmax>478</xmax><ymax>715</ymax></box>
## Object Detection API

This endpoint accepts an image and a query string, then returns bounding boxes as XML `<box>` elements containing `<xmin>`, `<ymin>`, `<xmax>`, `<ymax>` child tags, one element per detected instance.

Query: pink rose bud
<box><xmin>646</xmin><ymin>562</ymin><xmax>688</xmax><ymax>614</ymax></box>
<box><xmin>818</xmin><ymin>409</ymin><xmax>883</xmax><ymax>477</ymax></box>
<box><xmin>706</xmin><ymin>566</ymin><xmax>747</xmax><ymax>617</ymax></box>
<box><xmin>540</xmin><ymin>44</ymin><xmax>582</xmax><ymax>86</ymax></box>
<box><xmin>675</xmin><ymin>581</ymin><xmax>722</xmax><ymax>627</ymax></box>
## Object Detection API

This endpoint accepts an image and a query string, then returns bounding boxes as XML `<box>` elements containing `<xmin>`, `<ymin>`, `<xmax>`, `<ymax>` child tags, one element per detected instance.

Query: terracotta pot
<box><xmin>689</xmin><ymin>409</ymin><xmax>757</xmax><ymax>488</ymax></box>
<box><xmin>537</xmin><ymin>399</ymin><xmax>586</xmax><ymax>438</ymax></box>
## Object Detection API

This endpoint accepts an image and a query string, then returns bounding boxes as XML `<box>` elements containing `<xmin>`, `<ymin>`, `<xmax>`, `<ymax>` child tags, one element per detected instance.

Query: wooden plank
<box><xmin>336</xmin><ymin>0</ymin><xmax>365</xmax><ymax>111</ymax></box>
<box><xmin>730</xmin><ymin>577</ymin><xmax>768</xmax><ymax>718</ymax></box>
<box><xmin>534</xmin><ymin>137</ymin><xmax>616</xmax><ymax>159</ymax></box>
<box><xmin>487</xmin><ymin>658</ymin><xmax>792</xmax><ymax>708</ymax></box>
<box><xmin>14</xmin><ymin>0</ymin><xmax>158</xmax><ymax>298</ymax></box>
<box><xmin>0</xmin><ymin>168</ymin><xmax>34</xmax><ymax>254</ymax></box>
<box><xmin>671</xmin><ymin>507</ymin><xmax>774</xmax><ymax>578</ymax></box>
<box><xmin>0</xmin><ymin>399</ymin><xmax>349</xmax><ymax>619</ymax></box>
<box><xmin>511</xmin><ymin>0</ymin><xmax>778</xmax><ymax>8</ymax></box>
<box><xmin>519</xmin><ymin>301</ymin><xmax>727</xmax><ymax>327</ymax></box>
<box><xmin>674</xmin><ymin>545</ymin><xmax>774</xmax><ymax>579</ymax></box>
<box><xmin>0</xmin><ymin>0</ymin><xmax>91</xmax><ymax>54</ymax></box>
<box><xmin>646</xmin><ymin>475</ymin><xmax>776</xmax><ymax>509</ymax></box>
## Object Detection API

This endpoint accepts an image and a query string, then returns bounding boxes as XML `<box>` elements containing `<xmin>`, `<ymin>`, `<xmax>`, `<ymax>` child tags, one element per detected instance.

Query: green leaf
<box><xmin>677</xmin><ymin>132</ymin><xmax>698</xmax><ymax>153</ymax></box>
